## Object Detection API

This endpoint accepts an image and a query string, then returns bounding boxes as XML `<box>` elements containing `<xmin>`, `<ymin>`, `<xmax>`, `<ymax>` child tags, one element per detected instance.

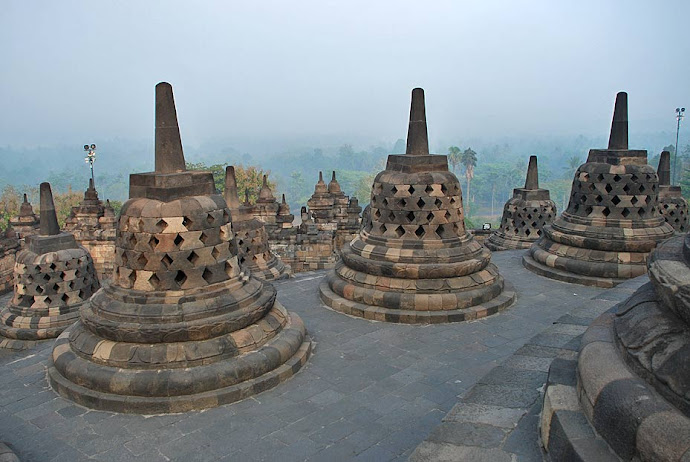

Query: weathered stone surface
<box><xmin>0</xmin><ymin>182</ymin><xmax>100</xmax><ymax>350</ymax></box>
<box><xmin>9</xmin><ymin>194</ymin><xmax>39</xmax><ymax>241</ymax></box>
<box><xmin>487</xmin><ymin>155</ymin><xmax>557</xmax><ymax>251</ymax></box>
<box><xmin>657</xmin><ymin>150</ymin><xmax>689</xmax><ymax>233</ymax></box>
<box><xmin>47</xmin><ymin>82</ymin><xmax>310</xmax><ymax>413</ymax></box>
<box><xmin>525</xmin><ymin>92</ymin><xmax>673</xmax><ymax>287</ymax></box>
<box><xmin>320</xmin><ymin>88</ymin><xmax>515</xmax><ymax>323</ymax></box>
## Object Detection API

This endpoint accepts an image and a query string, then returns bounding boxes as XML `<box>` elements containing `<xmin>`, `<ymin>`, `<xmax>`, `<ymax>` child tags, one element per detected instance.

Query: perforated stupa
<box><xmin>319</xmin><ymin>88</ymin><xmax>515</xmax><ymax>323</ymax></box>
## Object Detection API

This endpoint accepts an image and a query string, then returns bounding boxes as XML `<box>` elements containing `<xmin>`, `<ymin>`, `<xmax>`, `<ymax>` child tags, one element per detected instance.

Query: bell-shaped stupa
<box><xmin>319</xmin><ymin>88</ymin><xmax>515</xmax><ymax>323</ymax></box>
<box><xmin>657</xmin><ymin>150</ymin><xmax>688</xmax><ymax>233</ymax></box>
<box><xmin>0</xmin><ymin>183</ymin><xmax>100</xmax><ymax>350</ymax></box>
<box><xmin>225</xmin><ymin>168</ymin><xmax>291</xmax><ymax>280</ymax></box>
<box><xmin>487</xmin><ymin>156</ymin><xmax>557</xmax><ymax>251</ymax></box>
<box><xmin>9</xmin><ymin>194</ymin><xmax>40</xmax><ymax>240</ymax></box>
<box><xmin>48</xmin><ymin>83</ymin><xmax>310</xmax><ymax>413</ymax></box>
<box><xmin>524</xmin><ymin>92</ymin><xmax>674</xmax><ymax>287</ymax></box>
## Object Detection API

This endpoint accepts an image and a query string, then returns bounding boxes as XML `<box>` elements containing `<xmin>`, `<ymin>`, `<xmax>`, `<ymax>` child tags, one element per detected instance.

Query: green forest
<box><xmin>1</xmin><ymin>135</ymin><xmax>689</xmax><ymax>231</ymax></box>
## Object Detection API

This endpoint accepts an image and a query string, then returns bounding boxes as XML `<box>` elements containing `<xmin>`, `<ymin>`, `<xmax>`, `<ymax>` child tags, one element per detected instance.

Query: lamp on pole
<box><xmin>674</xmin><ymin>108</ymin><xmax>685</xmax><ymax>185</ymax></box>
<box><xmin>84</xmin><ymin>143</ymin><xmax>96</xmax><ymax>184</ymax></box>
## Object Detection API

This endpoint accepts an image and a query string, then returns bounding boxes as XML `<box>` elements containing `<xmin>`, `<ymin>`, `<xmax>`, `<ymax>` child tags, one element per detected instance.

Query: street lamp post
<box><xmin>674</xmin><ymin>108</ymin><xmax>685</xmax><ymax>185</ymax></box>
<box><xmin>84</xmin><ymin>143</ymin><xmax>97</xmax><ymax>184</ymax></box>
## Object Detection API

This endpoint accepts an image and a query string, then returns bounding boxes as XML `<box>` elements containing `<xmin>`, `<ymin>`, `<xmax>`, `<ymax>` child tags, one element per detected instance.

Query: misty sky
<box><xmin>2</xmin><ymin>0</ymin><xmax>689</xmax><ymax>150</ymax></box>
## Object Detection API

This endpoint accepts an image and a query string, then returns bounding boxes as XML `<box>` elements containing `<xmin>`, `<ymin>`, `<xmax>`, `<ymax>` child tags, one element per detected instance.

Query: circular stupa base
<box><xmin>0</xmin><ymin>337</ymin><xmax>38</xmax><ymax>351</ymax></box>
<box><xmin>521</xmin><ymin>253</ymin><xmax>626</xmax><ymax>288</ymax></box>
<box><xmin>0</xmin><ymin>305</ymin><xmax>83</xmax><ymax>350</ymax></box>
<box><xmin>319</xmin><ymin>277</ymin><xmax>516</xmax><ymax>324</ymax></box>
<box><xmin>540</xmin><ymin>293</ymin><xmax>690</xmax><ymax>461</ymax></box>
<box><xmin>249</xmin><ymin>257</ymin><xmax>291</xmax><ymax>281</ymax></box>
<box><xmin>47</xmin><ymin>307</ymin><xmax>312</xmax><ymax>414</ymax></box>
<box><xmin>485</xmin><ymin>233</ymin><xmax>534</xmax><ymax>251</ymax></box>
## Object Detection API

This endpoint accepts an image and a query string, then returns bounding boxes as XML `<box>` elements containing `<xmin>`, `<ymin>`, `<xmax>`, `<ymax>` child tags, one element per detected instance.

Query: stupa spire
<box><xmin>524</xmin><ymin>155</ymin><xmax>539</xmax><ymax>189</ymax></box>
<box><xmin>405</xmin><ymin>88</ymin><xmax>429</xmax><ymax>156</ymax></box>
<box><xmin>224</xmin><ymin>166</ymin><xmax>241</xmax><ymax>209</ymax></box>
<box><xmin>608</xmin><ymin>92</ymin><xmax>628</xmax><ymax>150</ymax></box>
<box><xmin>658</xmin><ymin>150</ymin><xmax>671</xmax><ymax>186</ymax></box>
<box><xmin>154</xmin><ymin>82</ymin><xmax>186</xmax><ymax>174</ymax></box>
<box><xmin>39</xmin><ymin>182</ymin><xmax>60</xmax><ymax>236</ymax></box>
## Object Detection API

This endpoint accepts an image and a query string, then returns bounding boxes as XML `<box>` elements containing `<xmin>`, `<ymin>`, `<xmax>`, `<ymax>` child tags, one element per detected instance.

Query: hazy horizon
<box><xmin>2</xmin><ymin>0</ymin><xmax>689</xmax><ymax>151</ymax></box>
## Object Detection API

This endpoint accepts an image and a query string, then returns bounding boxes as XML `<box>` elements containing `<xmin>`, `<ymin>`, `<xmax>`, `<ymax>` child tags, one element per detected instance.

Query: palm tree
<box><xmin>461</xmin><ymin>148</ymin><xmax>477</xmax><ymax>215</ymax></box>
<box><xmin>447</xmin><ymin>146</ymin><xmax>462</xmax><ymax>173</ymax></box>
<box><xmin>563</xmin><ymin>155</ymin><xmax>583</xmax><ymax>178</ymax></box>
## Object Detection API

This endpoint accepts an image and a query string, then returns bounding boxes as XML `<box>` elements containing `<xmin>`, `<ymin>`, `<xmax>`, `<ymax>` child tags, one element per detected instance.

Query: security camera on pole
<box><xmin>83</xmin><ymin>143</ymin><xmax>96</xmax><ymax>185</ymax></box>
<box><xmin>674</xmin><ymin>108</ymin><xmax>685</xmax><ymax>185</ymax></box>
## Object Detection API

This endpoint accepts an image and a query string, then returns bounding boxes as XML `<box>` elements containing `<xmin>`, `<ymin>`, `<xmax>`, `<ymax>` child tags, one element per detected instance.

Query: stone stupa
<box><xmin>9</xmin><ymin>194</ymin><xmax>40</xmax><ymax>240</ymax></box>
<box><xmin>540</xmin><ymin>232</ymin><xmax>690</xmax><ymax>461</ymax></box>
<box><xmin>486</xmin><ymin>155</ymin><xmax>557</xmax><ymax>251</ymax></box>
<box><xmin>319</xmin><ymin>88</ymin><xmax>516</xmax><ymax>323</ymax></box>
<box><xmin>657</xmin><ymin>150</ymin><xmax>688</xmax><ymax>233</ymax></box>
<box><xmin>0</xmin><ymin>183</ymin><xmax>100</xmax><ymax>350</ymax></box>
<box><xmin>225</xmin><ymin>168</ymin><xmax>291</xmax><ymax>280</ymax></box>
<box><xmin>48</xmin><ymin>82</ymin><xmax>310</xmax><ymax>413</ymax></box>
<box><xmin>523</xmin><ymin>92</ymin><xmax>674</xmax><ymax>287</ymax></box>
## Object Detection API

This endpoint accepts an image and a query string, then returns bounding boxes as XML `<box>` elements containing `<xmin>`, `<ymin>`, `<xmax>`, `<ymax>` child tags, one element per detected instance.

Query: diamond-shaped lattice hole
<box><xmin>638</xmin><ymin>208</ymin><xmax>646</xmax><ymax>218</ymax></box>
<box><xmin>199</xmin><ymin>232</ymin><xmax>208</xmax><ymax>244</ymax></box>
<box><xmin>406</xmin><ymin>211</ymin><xmax>415</xmax><ymax>222</ymax></box>
<box><xmin>525</xmin><ymin>228</ymin><xmax>531</xmax><ymax>236</ymax></box>
<box><xmin>415</xmin><ymin>226</ymin><xmax>425</xmax><ymax>238</ymax></box>
<box><xmin>425</xmin><ymin>185</ymin><xmax>434</xmax><ymax>194</ymax></box>
<box><xmin>639</xmin><ymin>184</ymin><xmax>646</xmax><ymax>193</ymax></box>
<box><xmin>174</xmin><ymin>234</ymin><xmax>184</xmax><ymax>247</ymax></box>
<box><xmin>623</xmin><ymin>184</ymin><xmax>631</xmax><ymax>193</ymax></box>
<box><xmin>149</xmin><ymin>235</ymin><xmax>159</xmax><ymax>250</ymax></box>
<box><xmin>45</xmin><ymin>296</ymin><xmax>52</xmax><ymax>305</ymax></box>
<box><xmin>596</xmin><ymin>174</ymin><xmax>605</xmax><ymax>182</ymax></box>
<box><xmin>436</xmin><ymin>224</ymin><xmax>445</xmax><ymax>238</ymax></box>
<box><xmin>408</xmin><ymin>185</ymin><xmax>415</xmax><ymax>195</ymax></box>
<box><xmin>223</xmin><ymin>210</ymin><xmax>229</xmax><ymax>222</ymax></box>
<box><xmin>391</xmin><ymin>185</ymin><xmax>398</xmax><ymax>194</ymax></box>
<box><xmin>202</xmin><ymin>268</ymin><xmax>213</xmax><ymax>284</ymax></box>
<box><xmin>161</xmin><ymin>254</ymin><xmax>173</xmax><ymax>268</ymax></box>
<box><xmin>631</xmin><ymin>174</ymin><xmax>639</xmax><ymax>182</ymax></box>
<box><xmin>435</xmin><ymin>198</ymin><xmax>443</xmax><ymax>208</ymax></box>
<box><xmin>399</xmin><ymin>198</ymin><xmax>407</xmax><ymax>208</ymax></box>
<box><xmin>417</xmin><ymin>198</ymin><xmax>425</xmax><ymax>208</ymax></box>
<box><xmin>631</xmin><ymin>196</ymin><xmax>638</xmax><ymax>205</ymax></box>
<box><xmin>174</xmin><ymin>270</ymin><xmax>187</xmax><ymax>287</ymax></box>
<box><xmin>441</xmin><ymin>184</ymin><xmax>448</xmax><ymax>194</ymax></box>
<box><xmin>188</xmin><ymin>251</ymin><xmax>200</xmax><ymax>265</ymax></box>
<box><xmin>61</xmin><ymin>293</ymin><xmax>69</xmax><ymax>303</ymax></box>
<box><xmin>381</xmin><ymin>198</ymin><xmax>388</xmax><ymax>207</ymax></box>
<box><xmin>137</xmin><ymin>254</ymin><xmax>147</xmax><ymax>267</ymax></box>
<box><xmin>595</xmin><ymin>195</ymin><xmax>603</xmax><ymax>203</ymax></box>
<box><xmin>444</xmin><ymin>210</ymin><xmax>452</xmax><ymax>220</ymax></box>
<box><xmin>149</xmin><ymin>273</ymin><xmax>160</xmax><ymax>290</ymax></box>
<box><xmin>128</xmin><ymin>234</ymin><xmax>137</xmax><ymax>248</ymax></box>
<box><xmin>645</xmin><ymin>195</ymin><xmax>652</xmax><ymax>204</ymax></box>
<box><xmin>128</xmin><ymin>270</ymin><xmax>136</xmax><ymax>287</ymax></box>
<box><xmin>426</xmin><ymin>212</ymin><xmax>434</xmax><ymax>221</ymax></box>
<box><xmin>36</xmin><ymin>285</ymin><xmax>44</xmax><ymax>294</ymax></box>
<box><xmin>621</xmin><ymin>208</ymin><xmax>630</xmax><ymax>218</ymax></box>
<box><xmin>156</xmin><ymin>219</ymin><xmax>168</xmax><ymax>232</ymax></box>
<box><xmin>611</xmin><ymin>195</ymin><xmax>621</xmax><ymax>205</ymax></box>
<box><xmin>207</xmin><ymin>214</ymin><xmax>215</xmax><ymax>225</ymax></box>
<box><xmin>449</xmin><ymin>197</ymin><xmax>456</xmax><ymax>205</ymax></box>
<box><xmin>182</xmin><ymin>216</ymin><xmax>193</xmax><ymax>229</ymax></box>
<box><xmin>613</xmin><ymin>174</ymin><xmax>621</xmax><ymax>182</ymax></box>
<box><xmin>394</xmin><ymin>225</ymin><xmax>405</xmax><ymax>238</ymax></box>
<box><xmin>224</xmin><ymin>261</ymin><xmax>234</xmax><ymax>277</ymax></box>
<box><xmin>388</xmin><ymin>211</ymin><xmax>396</xmax><ymax>221</ymax></box>
<box><xmin>52</xmin><ymin>283</ymin><xmax>59</xmax><ymax>292</ymax></box>
<box><xmin>585</xmin><ymin>206</ymin><xmax>593</xmax><ymax>215</ymax></box>
<box><xmin>49</xmin><ymin>263</ymin><xmax>57</xmax><ymax>271</ymax></box>
<box><xmin>211</xmin><ymin>246</ymin><xmax>221</xmax><ymax>260</ymax></box>
<box><xmin>43</xmin><ymin>273</ymin><xmax>51</xmax><ymax>281</ymax></box>
<box><xmin>374</xmin><ymin>209</ymin><xmax>381</xmax><ymax>219</ymax></box>
<box><xmin>605</xmin><ymin>184</ymin><xmax>613</xmax><ymax>193</ymax></box>
<box><xmin>602</xmin><ymin>207</ymin><xmax>611</xmax><ymax>217</ymax></box>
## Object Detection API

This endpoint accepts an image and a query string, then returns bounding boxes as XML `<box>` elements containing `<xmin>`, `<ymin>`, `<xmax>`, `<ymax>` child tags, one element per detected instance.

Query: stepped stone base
<box><xmin>48</xmin><ymin>305</ymin><xmax>311</xmax><ymax>414</ymax></box>
<box><xmin>319</xmin><ymin>277</ymin><xmax>516</xmax><ymax>324</ymax></box>
<box><xmin>540</xmin><ymin>293</ymin><xmax>690</xmax><ymax>461</ymax></box>
<box><xmin>522</xmin><ymin>253</ymin><xmax>625</xmax><ymax>288</ymax></box>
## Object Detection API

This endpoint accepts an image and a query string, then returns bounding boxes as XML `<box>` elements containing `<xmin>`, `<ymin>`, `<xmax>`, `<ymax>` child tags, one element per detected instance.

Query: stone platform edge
<box><xmin>409</xmin><ymin>275</ymin><xmax>648</xmax><ymax>462</ymax></box>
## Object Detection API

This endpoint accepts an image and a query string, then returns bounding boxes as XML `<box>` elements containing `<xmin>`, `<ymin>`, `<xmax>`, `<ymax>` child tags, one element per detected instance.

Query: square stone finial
<box><xmin>224</xmin><ymin>166</ymin><xmax>241</xmax><ymax>210</ymax></box>
<box><xmin>608</xmin><ymin>92</ymin><xmax>628</xmax><ymax>150</ymax></box>
<box><xmin>524</xmin><ymin>155</ymin><xmax>539</xmax><ymax>190</ymax></box>
<box><xmin>155</xmin><ymin>82</ymin><xmax>186</xmax><ymax>174</ymax></box>
<box><xmin>658</xmin><ymin>150</ymin><xmax>671</xmax><ymax>186</ymax></box>
<box><xmin>405</xmin><ymin>88</ymin><xmax>429</xmax><ymax>156</ymax></box>
<box><xmin>39</xmin><ymin>182</ymin><xmax>60</xmax><ymax>236</ymax></box>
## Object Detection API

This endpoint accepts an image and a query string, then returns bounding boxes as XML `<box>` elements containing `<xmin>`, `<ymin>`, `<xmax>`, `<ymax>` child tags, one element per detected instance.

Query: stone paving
<box><xmin>0</xmin><ymin>250</ymin><xmax>605</xmax><ymax>461</ymax></box>
<box><xmin>411</xmin><ymin>272</ymin><xmax>648</xmax><ymax>461</ymax></box>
